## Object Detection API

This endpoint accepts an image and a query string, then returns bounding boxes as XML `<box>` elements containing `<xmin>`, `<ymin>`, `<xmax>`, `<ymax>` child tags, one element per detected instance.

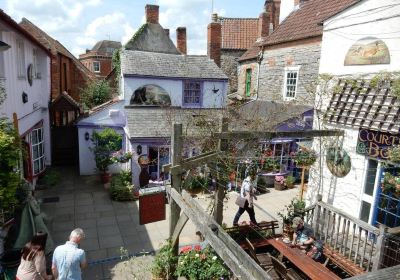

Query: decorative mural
<box><xmin>344</xmin><ymin>37</ymin><xmax>390</xmax><ymax>66</ymax></box>
<box><xmin>130</xmin><ymin>84</ymin><xmax>171</xmax><ymax>106</ymax></box>
<box><xmin>326</xmin><ymin>146</ymin><xmax>351</xmax><ymax>178</ymax></box>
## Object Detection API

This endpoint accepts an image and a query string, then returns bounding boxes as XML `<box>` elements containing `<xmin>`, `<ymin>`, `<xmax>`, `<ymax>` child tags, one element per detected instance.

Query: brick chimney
<box><xmin>258</xmin><ymin>6</ymin><xmax>270</xmax><ymax>38</ymax></box>
<box><xmin>176</xmin><ymin>27</ymin><xmax>187</xmax><ymax>55</ymax></box>
<box><xmin>258</xmin><ymin>0</ymin><xmax>281</xmax><ymax>38</ymax></box>
<box><xmin>207</xmin><ymin>13</ymin><xmax>221</xmax><ymax>67</ymax></box>
<box><xmin>273</xmin><ymin>0</ymin><xmax>281</xmax><ymax>29</ymax></box>
<box><xmin>145</xmin><ymin>4</ymin><xmax>159</xmax><ymax>24</ymax></box>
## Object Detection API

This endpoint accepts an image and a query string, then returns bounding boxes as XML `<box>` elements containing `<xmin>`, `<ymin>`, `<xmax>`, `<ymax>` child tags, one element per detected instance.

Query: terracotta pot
<box><xmin>274</xmin><ymin>181</ymin><xmax>286</xmax><ymax>191</ymax></box>
<box><xmin>286</xmin><ymin>183</ymin><xmax>295</xmax><ymax>189</ymax></box>
<box><xmin>100</xmin><ymin>172</ymin><xmax>112</xmax><ymax>184</ymax></box>
<box><xmin>187</xmin><ymin>188</ymin><xmax>203</xmax><ymax>196</ymax></box>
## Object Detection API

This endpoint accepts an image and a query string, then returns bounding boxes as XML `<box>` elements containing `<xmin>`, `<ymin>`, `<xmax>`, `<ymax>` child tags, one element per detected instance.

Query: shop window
<box><xmin>31</xmin><ymin>127</ymin><xmax>45</xmax><ymax>175</ymax></box>
<box><xmin>183</xmin><ymin>80</ymin><xmax>202</xmax><ymax>106</ymax></box>
<box><xmin>16</xmin><ymin>39</ymin><xmax>25</xmax><ymax>78</ymax></box>
<box><xmin>283</xmin><ymin>66</ymin><xmax>300</xmax><ymax>100</ymax></box>
<box><xmin>261</xmin><ymin>141</ymin><xmax>292</xmax><ymax>172</ymax></box>
<box><xmin>93</xmin><ymin>61</ymin><xmax>100</xmax><ymax>73</ymax></box>
<box><xmin>245</xmin><ymin>69</ymin><xmax>252</xmax><ymax>97</ymax></box>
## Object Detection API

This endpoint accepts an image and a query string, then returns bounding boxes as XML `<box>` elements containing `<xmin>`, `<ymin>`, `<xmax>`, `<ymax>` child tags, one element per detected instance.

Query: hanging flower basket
<box><xmin>111</xmin><ymin>151</ymin><xmax>133</xmax><ymax>163</ymax></box>
<box><xmin>183</xmin><ymin>175</ymin><xmax>208</xmax><ymax>196</ymax></box>
<box><xmin>388</xmin><ymin>146</ymin><xmax>400</xmax><ymax>164</ymax></box>
<box><xmin>381</xmin><ymin>173</ymin><xmax>400</xmax><ymax>197</ymax></box>
<box><xmin>292</xmin><ymin>148</ymin><xmax>317</xmax><ymax>168</ymax></box>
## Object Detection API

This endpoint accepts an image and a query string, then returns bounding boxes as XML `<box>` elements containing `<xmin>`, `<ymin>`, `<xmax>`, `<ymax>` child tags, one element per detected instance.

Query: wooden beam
<box><xmin>346</xmin><ymin>264</ymin><xmax>400</xmax><ymax>279</ymax></box>
<box><xmin>166</xmin><ymin>186</ymin><xmax>273</xmax><ymax>280</ymax></box>
<box><xmin>213</xmin><ymin>129</ymin><xmax>345</xmax><ymax>140</ymax></box>
<box><xmin>163</xmin><ymin>151</ymin><xmax>222</xmax><ymax>172</ymax></box>
<box><xmin>170</xmin><ymin>124</ymin><xmax>183</xmax><ymax>257</ymax></box>
<box><xmin>171</xmin><ymin>213</ymin><xmax>189</xmax><ymax>248</ymax></box>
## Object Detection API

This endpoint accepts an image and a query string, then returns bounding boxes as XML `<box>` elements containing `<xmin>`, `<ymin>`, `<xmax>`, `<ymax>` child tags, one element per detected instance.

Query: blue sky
<box><xmin>0</xmin><ymin>0</ymin><xmax>264</xmax><ymax>57</ymax></box>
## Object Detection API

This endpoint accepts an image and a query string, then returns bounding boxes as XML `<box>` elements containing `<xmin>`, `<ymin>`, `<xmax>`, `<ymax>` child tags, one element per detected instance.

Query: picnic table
<box><xmin>267</xmin><ymin>238</ymin><xmax>341</xmax><ymax>280</ymax></box>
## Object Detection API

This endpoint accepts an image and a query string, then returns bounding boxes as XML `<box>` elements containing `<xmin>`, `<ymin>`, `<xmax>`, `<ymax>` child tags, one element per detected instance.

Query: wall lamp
<box><xmin>84</xmin><ymin>132</ymin><xmax>90</xmax><ymax>141</ymax></box>
<box><xmin>137</xmin><ymin>145</ymin><xmax>142</xmax><ymax>155</ymax></box>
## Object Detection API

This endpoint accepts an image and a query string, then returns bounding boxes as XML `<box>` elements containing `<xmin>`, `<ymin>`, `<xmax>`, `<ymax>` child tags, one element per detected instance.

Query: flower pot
<box><xmin>100</xmin><ymin>173</ymin><xmax>112</xmax><ymax>184</ymax></box>
<box><xmin>286</xmin><ymin>183</ymin><xmax>295</xmax><ymax>189</ymax></box>
<box><xmin>274</xmin><ymin>181</ymin><xmax>286</xmax><ymax>191</ymax></box>
<box><xmin>283</xmin><ymin>224</ymin><xmax>294</xmax><ymax>240</ymax></box>
<box><xmin>186</xmin><ymin>188</ymin><xmax>203</xmax><ymax>196</ymax></box>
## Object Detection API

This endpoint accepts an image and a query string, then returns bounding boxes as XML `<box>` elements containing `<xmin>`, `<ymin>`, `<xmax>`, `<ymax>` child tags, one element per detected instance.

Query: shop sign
<box><xmin>356</xmin><ymin>129</ymin><xmax>400</xmax><ymax>159</ymax></box>
<box><xmin>139</xmin><ymin>191</ymin><xmax>166</xmax><ymax>225</ymax></box>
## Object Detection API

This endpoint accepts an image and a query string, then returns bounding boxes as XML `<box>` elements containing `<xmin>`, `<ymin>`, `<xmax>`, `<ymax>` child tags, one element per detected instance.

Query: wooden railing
<box><xmin>302</xmin><ymin>201</ymin><xmax>383</xmax><ymax>272</ymax></box>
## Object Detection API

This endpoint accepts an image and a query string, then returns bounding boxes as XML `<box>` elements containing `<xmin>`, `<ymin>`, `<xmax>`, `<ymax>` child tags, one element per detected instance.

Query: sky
<box><xmin>0</xmin><ymin>0</ymin><xmax>264</xmax><ymax>57</ymax></box>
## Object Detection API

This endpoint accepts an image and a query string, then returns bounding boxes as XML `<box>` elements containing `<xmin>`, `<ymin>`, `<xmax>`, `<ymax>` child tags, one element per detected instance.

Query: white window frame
<box><xmin>31</xmin><ymin>127</ymin><xmax>45</xmax><ymax>175</ymax></box>
<box><xmin>32</xmin><ymin>49</ymin><xmax>40</xmax><ymax>79</ymax></box>
<box><xmin>16</xmin><ymin>39</ymin><xmax>25</xmax><ymax>78</ymax></box>
<box><xmin>93</xmin><ymin>61</ymin><xmax>100</xmax><ymax>73</ymax></box>
<box><xmin>283</xmin><ymin>66</ymin><xmax>300</xmax><ymax>101</ymax></box>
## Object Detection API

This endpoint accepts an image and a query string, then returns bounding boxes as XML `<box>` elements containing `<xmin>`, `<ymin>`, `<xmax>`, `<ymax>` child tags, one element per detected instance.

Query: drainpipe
<box><xmin>254</xmin><ymin>46</ymin><xmax>264</xmax><ymax>101</ymax></box>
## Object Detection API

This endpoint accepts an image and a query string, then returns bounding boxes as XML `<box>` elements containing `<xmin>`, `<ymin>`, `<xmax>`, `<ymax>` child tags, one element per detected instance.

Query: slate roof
<box><xmin>19</xmin><ymin>18</ymin><xmax>93</xmax><ymax>78</ymax></box>
<box><xmin>239</xmin><ymin>0</ymin><xmax>360</xmax><ymax>61</ymax></box>
<box><xmin>125</xmin><ymin>107</ymin><xmax>223</xmax><ymax>139</ymax></box>
<box><xmin>91</xmin><ymin>40</ymin><xmax>121</xmax><ymax>53</ymax></box>
<box><xmin>0</xmin><ymin>10</ymin><xmax>51</xmax><ymax>56</ymax></box>
<box><xmin>220</xmin><ymin>17</ymin><xmax>259</xmax><ymax>50</ymax></box>
<box><xmin>124</xmin><ymin>23</ymin><xmax>180</xmax><ymax>55</ymax></box>
<box><xmin>229</xmin><ymin>100</ymin><xmax>312</xmax><ymax>131</ymax></box>
<box><xmin>325</xmin><ymin>79</ymin><xmax>400</xmax><ymax>134</ymax></box>
<box><xmin>121</xmin><ymin>50</ymin><xmax>228</xmax><ymax>80</ymax></box>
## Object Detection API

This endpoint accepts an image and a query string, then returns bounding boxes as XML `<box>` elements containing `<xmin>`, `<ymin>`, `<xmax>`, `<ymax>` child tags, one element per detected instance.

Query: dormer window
<box><xmin>93</xmin><ymin>61</ymin><xmax>100</xmax><ymax>73</ymax></box>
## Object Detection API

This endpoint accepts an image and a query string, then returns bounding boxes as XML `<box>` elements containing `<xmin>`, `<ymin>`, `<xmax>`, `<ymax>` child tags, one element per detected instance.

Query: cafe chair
<box><xmin>244</xmin><ymin>238</ymin><xmax>273</xmax><ymax>271</ymax></box>
<box><xmin>270</xmin><ymin>255</ymin><xmax>303</xmax><ymax>280</ymax></box>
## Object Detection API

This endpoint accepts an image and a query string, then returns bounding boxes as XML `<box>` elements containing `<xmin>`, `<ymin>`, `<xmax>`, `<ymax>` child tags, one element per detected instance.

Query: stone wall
<box><xmin>238</xmin><ymin>42</ymin><xmax>321</xmax><ymax>103</ymax></box>
<box><xmin>237</xmin><ymin>60</ymin><xmax>258</xmax><ymax>97</ymax></box>
<box><xmin>221</xmin><ymin>49</ymin><xmax>246</xmax><ymax>94</ymax></box>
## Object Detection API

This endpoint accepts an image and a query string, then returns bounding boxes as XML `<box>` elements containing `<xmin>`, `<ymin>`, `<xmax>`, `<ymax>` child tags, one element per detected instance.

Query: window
<box><xmin>93</xmin><ymin>61</ymin><xmax>100</xmax><ymax>73</ymax></box>
<box><xmin>245</xmin><ymin>69</ymin><xmax>252</xmax><ymax>97</ymax></box>
<box><xmin>16</xmin><ymin>39</ymin><xmax>25</xmax><ymax>78</ymax></box>
<box><xmin>183</xmin><ymin>80</ymin><xmax>202</xmax><ymax>106</ymax></box>
<box><xmin>31</xmin><ymin>127</ymin><xmax>45</xmax><ymax>175</ymax></box>
<box><xmin>32</xmin><ymin>49</ymin><xmax>40</xmax><ymax>78</ymax></box>
<box><xmin>283</xmin><ymin>66</ymin><xmax>300</xmax><ymax>100</ymax></box>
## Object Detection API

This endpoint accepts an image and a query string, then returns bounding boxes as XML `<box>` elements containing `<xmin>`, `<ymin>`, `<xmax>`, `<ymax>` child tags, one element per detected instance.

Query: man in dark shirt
<box><xmin>291</xmin><ymin>217</ymin><xmax>314</xmax><ymax>251</ymax></box>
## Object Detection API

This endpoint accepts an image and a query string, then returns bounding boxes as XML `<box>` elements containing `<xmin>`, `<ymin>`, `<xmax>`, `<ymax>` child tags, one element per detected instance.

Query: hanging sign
<box><xmin>139</xmin><ymin>191</ymin><xmax>166</xmax><ymax>225</ymax></box>
<box><xmin>356</xmin><ymin>129</ymin><xmax>400</xmax><ymax>160</ymax></box>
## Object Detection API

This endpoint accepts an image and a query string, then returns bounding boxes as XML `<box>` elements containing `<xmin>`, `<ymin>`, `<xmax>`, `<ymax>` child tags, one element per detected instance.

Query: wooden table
<box><xmin>267</xmin><ymin>238</ymin><xmax>341</xmax><ymax>280</ymax></box>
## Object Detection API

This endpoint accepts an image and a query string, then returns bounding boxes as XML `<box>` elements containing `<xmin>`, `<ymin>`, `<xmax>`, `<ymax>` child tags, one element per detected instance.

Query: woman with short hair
<box><xmin>16</xmin><ymin>231</ymin><xmax>50</xmax><ymax>280</ymax></box>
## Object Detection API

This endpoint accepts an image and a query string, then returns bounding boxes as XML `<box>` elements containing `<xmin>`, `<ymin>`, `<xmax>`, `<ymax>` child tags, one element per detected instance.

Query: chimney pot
<box><xmin>211</xmin><ymin>13</ymin><xmax>218</xmax><ymax>22</ymax></box>
<box><xmin>164</xmin><ymin>29</ymin><xmax>170</xmax><ymax>37</ymax></box>
<box><xmin>145</xmin><ymin>4</ymin><xmax>159</xmax><ymax>24</ymax></box>
<box><xmin>176</xmin><ymin>27</ymin><xmax>187</xmax><ymax>55</ymax></box>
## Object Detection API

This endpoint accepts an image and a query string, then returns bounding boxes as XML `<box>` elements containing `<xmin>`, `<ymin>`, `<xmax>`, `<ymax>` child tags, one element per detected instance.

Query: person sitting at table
<box><xmin>291</xmin><ymin>217</ymin><xmax>314</xmax><ymax>251</ymax></box>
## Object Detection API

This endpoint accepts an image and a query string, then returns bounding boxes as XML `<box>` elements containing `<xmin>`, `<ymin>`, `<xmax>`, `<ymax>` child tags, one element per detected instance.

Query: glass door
<box><xmin>360</xmin><ymin>159</ymin><xmax>380</xmax><ymax>223</ymax></box>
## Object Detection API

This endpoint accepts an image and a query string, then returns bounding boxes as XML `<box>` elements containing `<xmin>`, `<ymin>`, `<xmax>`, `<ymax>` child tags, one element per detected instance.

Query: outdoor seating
<box><xmin>244</xmin><ymin>238</ymin><xmax>273</xmax><ymax>271</ymax></box>
<box><xmin>270</xmin><ymin>255</ymin><xmax>303</xmax><ymax>280</ymax></box>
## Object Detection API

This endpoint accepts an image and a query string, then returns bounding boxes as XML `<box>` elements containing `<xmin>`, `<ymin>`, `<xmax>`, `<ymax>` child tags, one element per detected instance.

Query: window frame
<box><xmin>31</xmin><ymin>126</ymin><xmax>45</xmax><ymax>175</ymax></box>
<box><xmin>32</xmin><ymin>49</ymin><xmax>40</xmax><ymax>79</ymax></box>
<box><xmin>245</xmin><ymin>68</ymin><xmax>252</xmax><ymax>97</ymax></box>
<box><xmin>93</xmin><ymin>61</ymin><xmax>101</xmax><ymax>73</ymax></box>
<box><xmin>182</xmin><ymin>80</ymin><xmax>203</xmax><ymax>107</ymax></box>
<box><xmin>16</xmin><ymin>39</ymin><xmax>25</xmax><ymax>78</ymax></box>
<box><xmin>283</xmin><ymin>66</ymin><xmax>300</xmax><ymax>101</ymax></box>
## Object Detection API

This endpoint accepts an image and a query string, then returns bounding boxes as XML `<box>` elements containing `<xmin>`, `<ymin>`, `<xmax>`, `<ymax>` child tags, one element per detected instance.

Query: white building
<box><xmin>77</xmin><ymin>5</ymin><xmax>228</xmax><ymax>187</ymax></box>
<box><xmin>0</xmin><ymin>11</ymin><xmax>51</xmax><ymax>185</ymax></box>
<box><xmin>307</xmin><ymin>0</ymin><xmax>400</xmax><ymax>228</ymax></box>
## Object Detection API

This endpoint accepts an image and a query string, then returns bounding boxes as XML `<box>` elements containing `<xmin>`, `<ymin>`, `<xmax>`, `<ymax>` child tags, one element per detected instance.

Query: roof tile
<box><xmin>220</xmin><ymin>17</ymin><xmax>259</xmax><ymax>50</ymax></box>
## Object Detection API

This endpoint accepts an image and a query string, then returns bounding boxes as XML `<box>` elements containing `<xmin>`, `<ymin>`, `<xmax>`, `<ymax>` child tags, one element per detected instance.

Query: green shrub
<box><xmin>80</xmin><ymin>80</ymin><xmax>111</xmax><ymax>110</ymax></box>
<box><xmin>151</xmin><ymin>240</ymin><xmax>177</xmax><ymax>279</ymax></box>
<box><xmin>91</xmin><ymin>128</ymin><xmax>122</xmax><ymax>173</ymax></box>
<box><xmin>110</xmin><ymin>172</ymin><xmax>135</xmax><ymax>201</ymax></box>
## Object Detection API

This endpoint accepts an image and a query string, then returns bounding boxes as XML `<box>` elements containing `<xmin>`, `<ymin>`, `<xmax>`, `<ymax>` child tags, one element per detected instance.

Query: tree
<box><xmin>80</xmin><ymin>80</ymin><xmax>112</xmax><ymax>110</ymax></box>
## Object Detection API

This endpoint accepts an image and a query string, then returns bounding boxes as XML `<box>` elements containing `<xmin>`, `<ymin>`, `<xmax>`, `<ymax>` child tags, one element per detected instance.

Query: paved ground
<box><xmin>36</xmin><ymin>167</ymin><xmax>298</xmax><ymax>279</ymax></box>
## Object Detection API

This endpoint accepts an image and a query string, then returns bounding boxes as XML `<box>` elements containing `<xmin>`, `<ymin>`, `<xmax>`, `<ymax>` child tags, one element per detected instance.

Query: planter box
<box><xmin>274</xmin><ymin>181</ymin><xmax>286</xmax><ymax>191</ymax></box>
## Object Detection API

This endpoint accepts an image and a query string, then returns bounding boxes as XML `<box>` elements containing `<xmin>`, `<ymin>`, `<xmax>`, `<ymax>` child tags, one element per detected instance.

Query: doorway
<box><xmin>360</xmin><ymin>159</ymin><xmax>380</xmax><ymax>224</ymax></box>
<box><xmin>148</xmin><ymin>146</ymin><xmax>170</xmax><ymax>180</ymax></box>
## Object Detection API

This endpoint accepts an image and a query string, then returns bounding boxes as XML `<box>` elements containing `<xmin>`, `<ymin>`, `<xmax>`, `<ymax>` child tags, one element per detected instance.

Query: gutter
<box><xmin>253</xmin><ymin>45</ymin><xmax>264</xmax><ymax>101</ymax></box>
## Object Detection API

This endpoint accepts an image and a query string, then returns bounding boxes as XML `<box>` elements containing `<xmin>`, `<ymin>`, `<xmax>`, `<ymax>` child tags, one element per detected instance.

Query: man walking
<box><xmin>52</xmin><ymin>228</ymin><xmax>87</xmax><ymax>280</ymax></box>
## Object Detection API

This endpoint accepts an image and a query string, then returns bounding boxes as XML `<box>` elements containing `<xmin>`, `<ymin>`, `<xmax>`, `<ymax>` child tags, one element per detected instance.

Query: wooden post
<box><xmin>300</xmin><ymin>167</ymin><xmax>306</xmax><ymax>201</ymax></box>
<box><xmin>213</xmin><ymin>118</ymin><xmax>228</xmax><ymax>225</ymax></box>
<box><xmin>371</xmin><ymin>224</ymin><xmax>388</xmax><ymax>271</ymax></box>
<box><xmin>170</xmin><ymin>123</ymin><xmax>182</xmax><ymax>256</ymax></box>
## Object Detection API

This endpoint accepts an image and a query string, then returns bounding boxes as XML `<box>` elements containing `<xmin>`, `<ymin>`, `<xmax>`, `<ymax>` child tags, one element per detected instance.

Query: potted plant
<box><xmin>109</xmin><ymin>170</ymin><xmax>136</xmax><ymax>201</ymax></box>
<box><xmin>274</xmin><ymin>175</ymin><xmax>286</xmax><ymax>191</ymax></box>
<box><xmin>277</xmin><ymin>198</ymin><xmax>305</xmax><ymax>240</ymax></box>
<box><xmin>175</xmin><ymin>246</ymin><xmax>230</xmax><ymax>280</ymax></box>
<box><xmin>292</xmin><ymin>148</ymin><xmax>317</xmax><ymax>168</ymax></box>
<box><xmin>381</xmin><ymin>173</ymin><xmax>400</xmax><ymax>198</ymax></box>
<box><xmin>183</xmin><ymin>174</ymin><xmax>208</xmax><ymax>196</ymax></box>
<box><xmin>91</xmin><ymin>128</ymin><xmax>123</xmax><ymax>184</ymax></box>
<box><xmin>262</xmin><ymin>157</ymin><xmax>280</xmax><ymax>173</ymax></box>
<box><xmin>151</xmin><ymin>240</ymin><xmax>177</xmax><ymax>280</ymax></box>
<box><xmin>286</xmin><ymin>175</ymin><xmax>296</xmax><ymax>189</ymax></box>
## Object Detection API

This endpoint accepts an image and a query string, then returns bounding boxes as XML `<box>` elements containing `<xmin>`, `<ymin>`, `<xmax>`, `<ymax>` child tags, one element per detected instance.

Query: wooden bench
<box><xmin>324</xmin><ymin>245</ymin><xmax>365</xmax><ymax>276</ymax></box>
<box><xmin>244</xmin><ymin>238</ymin><xmax>273</xmax><ymax>271</ymax></box>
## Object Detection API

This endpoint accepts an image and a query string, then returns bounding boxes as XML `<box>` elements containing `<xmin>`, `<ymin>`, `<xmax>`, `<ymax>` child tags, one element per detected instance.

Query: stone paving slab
<box><xmin>36</xmin><ymin>167</ymin><xmax>298</xmax><ymax>279</ymax></box>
